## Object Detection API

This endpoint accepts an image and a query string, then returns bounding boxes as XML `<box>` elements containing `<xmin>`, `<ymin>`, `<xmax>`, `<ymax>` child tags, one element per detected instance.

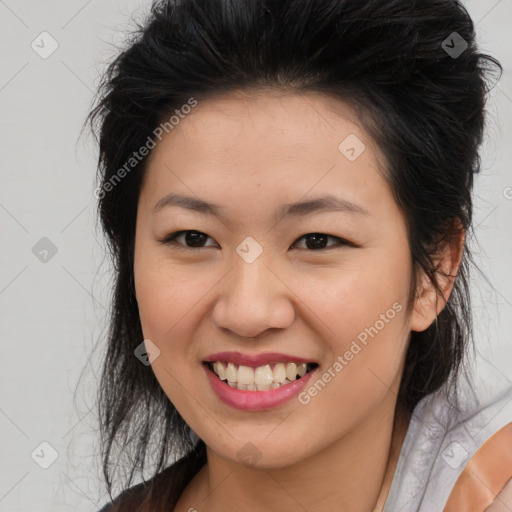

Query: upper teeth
<box><xmin>211</xmin><ymin>361</ymin><xmax>310</xmax><ymax>390</ymax></box>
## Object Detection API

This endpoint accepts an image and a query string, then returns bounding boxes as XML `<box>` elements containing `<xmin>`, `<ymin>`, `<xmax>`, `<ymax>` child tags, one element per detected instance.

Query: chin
<box><xmin>209</xmin><ymin>437</ymin><xmax>310</xmax><ymax>470</ymax></box>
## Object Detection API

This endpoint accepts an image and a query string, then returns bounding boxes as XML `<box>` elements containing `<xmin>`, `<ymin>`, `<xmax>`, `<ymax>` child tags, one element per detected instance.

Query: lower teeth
<box><xmin>225</xmin><ymin>378</ymin><xmax>295</xmax><ymax>391</ymax></box>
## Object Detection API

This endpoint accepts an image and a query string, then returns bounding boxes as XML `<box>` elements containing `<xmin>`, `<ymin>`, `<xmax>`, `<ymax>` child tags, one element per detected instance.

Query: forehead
<box><xmin>141</xmin><ymin>90</ymin><xmax>392</xmax><ymax>220</ymax></box>
<box><xmin>160</xmin><ymin>89</ymin><xmax>372</xmax><ymax>156</ymax></box>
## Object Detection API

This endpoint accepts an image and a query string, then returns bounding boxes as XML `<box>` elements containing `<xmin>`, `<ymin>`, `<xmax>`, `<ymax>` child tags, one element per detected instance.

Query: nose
<box><xmin>211</xmin><ymin>254</ymin><xmax>295</xmax><ymax>338</ymax></box>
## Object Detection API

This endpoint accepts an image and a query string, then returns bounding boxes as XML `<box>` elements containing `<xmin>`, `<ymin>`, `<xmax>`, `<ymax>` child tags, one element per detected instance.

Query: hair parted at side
<box><xmin>86</xmin><ymin>0</ymin><xmax>502</xmax><ymax>508</ymax></box>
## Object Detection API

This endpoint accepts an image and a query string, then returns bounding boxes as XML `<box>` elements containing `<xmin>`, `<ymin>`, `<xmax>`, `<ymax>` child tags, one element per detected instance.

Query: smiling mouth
<box><xmin>204</xmin><ymin>361</ymin><xmax>319</xmax><ymax>391</ymax></box>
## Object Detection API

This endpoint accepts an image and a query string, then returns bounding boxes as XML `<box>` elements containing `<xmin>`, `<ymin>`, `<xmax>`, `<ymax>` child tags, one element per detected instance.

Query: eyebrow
<box><xmin>152</xmin><ymin>192</ymin><xmax>370</xmax><ymax>220</ymax></box>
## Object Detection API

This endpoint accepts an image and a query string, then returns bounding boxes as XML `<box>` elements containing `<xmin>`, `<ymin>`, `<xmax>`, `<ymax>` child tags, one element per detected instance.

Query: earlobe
<box><xmin>410</xmin><ymin>222</ymin><xmax>465</xmax><ymax>333</ymax></box>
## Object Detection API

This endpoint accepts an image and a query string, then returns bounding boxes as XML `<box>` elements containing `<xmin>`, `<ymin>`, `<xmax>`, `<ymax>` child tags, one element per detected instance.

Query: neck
<box><xmin>176</xmin><ymin>395</ymin><xmax>411</xmax><ymax>512</ymax></box>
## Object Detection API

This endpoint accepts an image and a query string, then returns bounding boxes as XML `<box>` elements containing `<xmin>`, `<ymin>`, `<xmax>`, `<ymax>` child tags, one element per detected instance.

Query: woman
<box><xmin>88</xmin><ymin>0</ymin><xmax>511</xmax><ymax>510</ymax></box>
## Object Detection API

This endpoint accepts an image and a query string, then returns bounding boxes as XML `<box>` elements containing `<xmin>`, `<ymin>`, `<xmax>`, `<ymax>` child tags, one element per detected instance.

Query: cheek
<box><xmin>293</xmin><ymin>244</ymin><xmax>411</xmax><ymax>403</ymax></box>
<box><xmin>133</xmin><ymin>247</ymin><xmax>223</xmax><ymax>397</ymax></box>
<box><xmin>292</xmin><ymin>244</ymin><xmax>412</xmax><ymax>349</ymax></box>
<box><xmin>134</xmin><ymin>236</ymin><xmax>207</xmax><ymax>340</ymax></box>
<box><xmin>295</xmin><ymin>284</ymin><xmax>409</xmax><ymax>441</ymax></box>
<box><xmin>133</xmin><ymin>252</ymin><xmax>206</xmax><ymax>406</ymax></box>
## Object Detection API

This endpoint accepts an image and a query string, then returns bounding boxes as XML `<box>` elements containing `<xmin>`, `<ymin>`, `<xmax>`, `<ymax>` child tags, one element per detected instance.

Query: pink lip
<box><xmin>203</xmin><ymin>351</ymin><xmax>315</xmax><ymax>367</ymax></box>
<box><xmin>203</xmin><ymin>362</ymin><xmax>318</xmax><ymax>411</ymax></box>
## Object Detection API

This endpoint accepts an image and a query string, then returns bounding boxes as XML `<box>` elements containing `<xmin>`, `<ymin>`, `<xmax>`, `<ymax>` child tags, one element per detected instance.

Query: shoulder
<box><xmin>96</xmin><ymin>463</ymin><xmax>179</xmax><ymax>511</ymax></box>
<box><xmin>96</xmin><ymin>470</ymin><xmax>166</xmax><ymax>512</ymax></box>
<box><xmin>97</xmin><ymin>444</ymin><xmax>207</xmax><ymax>512</ymax></box>
<box><xmin>383</xmin><ymin>381</ymin><xmax>512</xmax><ymax>511</ymax></box>
<box><xmin>444</xmin><ymin>422</ymin><xmax>512</xmax><ymax>512</ymax></box>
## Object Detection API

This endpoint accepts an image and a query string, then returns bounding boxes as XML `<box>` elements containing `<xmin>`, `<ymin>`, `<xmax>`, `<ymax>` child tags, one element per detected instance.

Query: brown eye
<box><xmin>161</xmin><ymin>230</ymin><xmax>218</xmax><ymax>249</ymax></box>
<box><xmin>292</xmin><ymin>233</ymin><xmax>354</xmax><ymax>251</ymax></box>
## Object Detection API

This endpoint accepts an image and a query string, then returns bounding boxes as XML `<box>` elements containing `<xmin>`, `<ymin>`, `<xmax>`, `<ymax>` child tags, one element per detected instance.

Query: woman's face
<box><xmin>133</xmin><ymin>90</ymin><xmax>425</xmax><ymax>468</ymax></box>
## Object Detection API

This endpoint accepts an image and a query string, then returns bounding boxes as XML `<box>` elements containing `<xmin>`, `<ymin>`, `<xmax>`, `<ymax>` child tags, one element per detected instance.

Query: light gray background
<box><xmin>1</xmin><ymin>1</ymin><xmax>511</xmax><ymax>510</ymax></box>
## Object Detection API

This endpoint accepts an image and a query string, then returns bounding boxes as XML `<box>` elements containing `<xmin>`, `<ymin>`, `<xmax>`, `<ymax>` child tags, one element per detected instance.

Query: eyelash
<box><xmin>159</xmin><ymin>230</ymin><xmax>357</xmax><ymax>251</ymax></box>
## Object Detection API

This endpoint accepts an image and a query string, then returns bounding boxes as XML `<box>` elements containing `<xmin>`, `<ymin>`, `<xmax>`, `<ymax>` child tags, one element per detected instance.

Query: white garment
<box><xmin>382</xmin><ymin>362</ymin><xmax>512</xmax><ymax>511</ymax></box>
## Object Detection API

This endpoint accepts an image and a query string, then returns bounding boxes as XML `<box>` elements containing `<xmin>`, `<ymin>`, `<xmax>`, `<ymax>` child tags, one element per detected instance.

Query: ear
<box><xmin>410</xmin><ymin>220</ymin><xmax>465</xmax><ymax>333</ymax></box>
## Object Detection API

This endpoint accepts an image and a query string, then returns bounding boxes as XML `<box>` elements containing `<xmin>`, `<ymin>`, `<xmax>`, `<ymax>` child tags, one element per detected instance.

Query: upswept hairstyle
<box><xmin>86</xmin><ymin>0</ymin><xmax>501</xmax><ymax>507</ymax></box>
